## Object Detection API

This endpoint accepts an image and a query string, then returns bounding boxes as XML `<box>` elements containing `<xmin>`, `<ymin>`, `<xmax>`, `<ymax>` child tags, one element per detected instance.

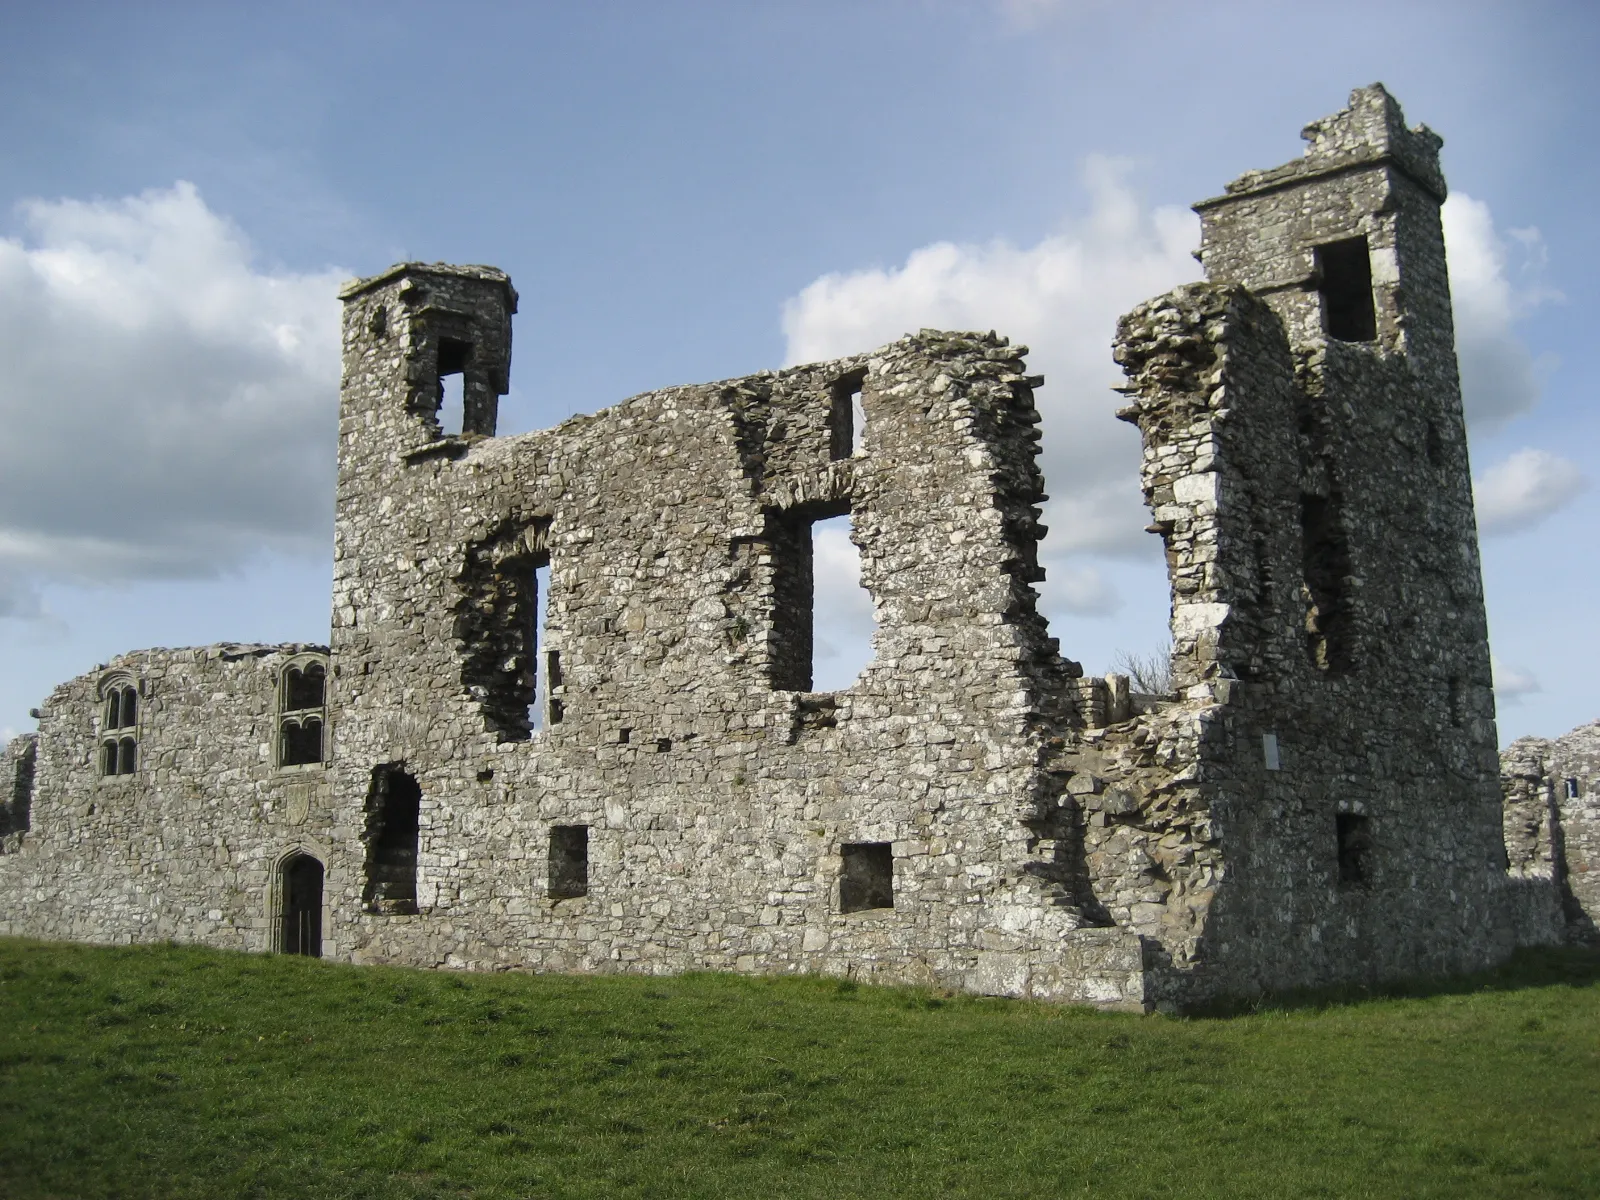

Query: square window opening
<box><xmin>548</xmin><ymin>825</ymin><xmax>589</xmax><ymax>900</ymax></box>
<box><xmin>840</xmin><ymin>841</ymin><xmax>894</xmax><ymax>913</ymax></box>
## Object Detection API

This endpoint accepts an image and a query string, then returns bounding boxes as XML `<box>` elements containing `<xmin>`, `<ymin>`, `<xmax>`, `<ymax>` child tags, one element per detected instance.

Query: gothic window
<box><xmin>99</xmin><ymin>678</ymin><xmax>139</xmax><ymax>777</ymax></box>
<box><xmin>279</xmin><ymin>658</ymin><xmax>328</xmax><ymax>768</ymax></box>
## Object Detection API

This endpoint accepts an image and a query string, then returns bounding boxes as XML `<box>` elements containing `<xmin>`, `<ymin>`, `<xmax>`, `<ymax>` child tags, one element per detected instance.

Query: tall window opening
<box><xmin>767</xmin><ymin>502</ymin><xmax>876</xmax><ymax>692</ymax></box>
<box><xmin>840</xmin><ymin>842</ymin><xmax>894</xmax><ymax>913</ymax></box>
<box><xmin>277</xmin><ymin>854</ymin><xmax>324</xmax><ymax>957</ymax></box>
<box><xmin>1335</xmin><ymin>813</ymin><xmax>1372</xmax><ymax>886</ymax></box>
<box><xmin>100</xmin><ymin>681</ymin><xmax>138</xmax><ymax>777</ymax></box>
<box><xmin>455</xmin><ymin>520</ymin><xmax>552</xmax><ymax>742</ymax></box>
<box><xmin>363</xmin><ymin>765</ymin><xmax>420</xmax><ymax>914</ymax></box>
<box><xmin>279</xmin><ymin>660</ymin><xmax>327</xmax><ymax>767</ymax></box>
<box><xmin>436</xmin><ymin>337</ymin><xmax>472</xmax><ymax>436</ymax></box>
<box><xmin>1300</xmin><ymin>492</ymin><xmax>1355</xmax><ymax>675</ymax></box>
<box><xmin>547</xmin><ymin>825</ymin><xmax>589</xmax><ymax>900</ymax></box>
<box><xmin>1316</xmin><ymin>237</ymin><xmax>1377</xmax><ymax>343</ymax></box>
<box><xmin>829</xmin><ymin>370</ymin><xmax>867</xmax><ymax>460</ymax></box>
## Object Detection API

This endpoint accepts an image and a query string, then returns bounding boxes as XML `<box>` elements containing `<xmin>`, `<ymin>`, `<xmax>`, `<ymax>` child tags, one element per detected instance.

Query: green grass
<box><xmin>1</xmin><ymin>939</ymin><xmax>1597</xmax><ymax>1198</ymax></box>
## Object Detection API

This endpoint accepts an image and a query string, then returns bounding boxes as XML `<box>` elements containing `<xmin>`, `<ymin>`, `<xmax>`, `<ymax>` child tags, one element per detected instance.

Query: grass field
<box><xmin>0</xmin><ymin>939</ymin><xmax>1597</xmax><ymax>1198</ymax></box>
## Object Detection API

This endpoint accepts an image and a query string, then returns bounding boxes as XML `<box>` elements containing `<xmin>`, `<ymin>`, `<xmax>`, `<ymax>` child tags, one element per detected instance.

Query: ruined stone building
<box><xmin>1</xmin><ymin>86</ymin><xmax>1592</xmax><ymax>1009</ymax></box>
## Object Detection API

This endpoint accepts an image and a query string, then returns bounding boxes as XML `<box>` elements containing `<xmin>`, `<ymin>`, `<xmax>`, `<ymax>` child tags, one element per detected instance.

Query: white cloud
<box><xmin>1473</xmin><ymin>448</ymin><xmax>1586</xmax><ymax>535</ymax></box>
<box><xmin>1038</xmin><ymin>562</ymin><xmax>1120</xmax><ymax>616</ymax></box>
<box><xmin>783</xmin><ymin>173</ymin><xmax>1568</xmax><ymax>626</ymax></box>
<box><xmin>0</xmin><ymin>182</ymin><xmax>346</xmax><ymax>614</ymax></box>
<box><xmin>784</xmin><ymin>156</ymin><xmax>1200</xmax><ymax>585</ymax></box>
<box><xmin>1492</xmin><ymin>655</ymin><xmax>1541</xmax><ymax>705</ymax></box>
<box><xmin>1443</xmin><ymin>193</ymin><xmax>1560</xmax><ymax>429</ymax></box>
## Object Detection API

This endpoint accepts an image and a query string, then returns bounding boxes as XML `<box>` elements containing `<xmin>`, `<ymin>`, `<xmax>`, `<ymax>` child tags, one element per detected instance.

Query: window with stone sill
<box><xmin>98</xmin><ymin>677</ymin><xmax>140</xmax><ymax>777</ymax></box>
<box><xmin>278</xmin><ymin>658</ymin><xmax>328</xmax><ymax>768</ymax></box>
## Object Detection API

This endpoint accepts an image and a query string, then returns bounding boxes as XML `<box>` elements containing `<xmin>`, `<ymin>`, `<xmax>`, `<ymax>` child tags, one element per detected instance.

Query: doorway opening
<box><xmin>278</xmin><ymin>853</ymin><xmax>324</xmax><ymax>956</ymax></box>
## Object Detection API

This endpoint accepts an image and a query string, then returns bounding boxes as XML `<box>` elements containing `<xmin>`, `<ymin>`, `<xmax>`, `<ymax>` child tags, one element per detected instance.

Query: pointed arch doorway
<box><xmin>277</xmin><ymin>853</ymin><xmax>324</xmax><ymax>957</ymax></box>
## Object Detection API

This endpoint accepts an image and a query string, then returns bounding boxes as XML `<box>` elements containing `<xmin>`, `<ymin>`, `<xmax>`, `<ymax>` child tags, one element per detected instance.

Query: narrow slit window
<box><xmin>529</xmin><ymin>561</ymin><xmax>551</xmax><ymax>731</ymax></box>
<box><xmin>829</xmin><ymin>370</ymin><xmax>867</xmax><ymax>460</ymax></box>
<box><xmin>546</xmin><ymin>650</ymin><xmax>564</xmax><ymax>725</ymax></box>
<box><xmin>840</xmin><ymin>842</ymin><xmax>894</xmax><ymax>913</ymax></box>
<box><xmin>1300</xmin><ymin>492</ymin><xmax>1354</xmax><ymax>675</ymax></box>
<box><xmin>548</xmin><ymin>825</ymin><xmax>589</xmax><ymax>900</ymax></box>
<box><xmin>1336</xmin><ymin>813</ymin><xmax>1371</xmax><ymax>886</ymax></box>
<box><xmin>363</xmin><ymin>765</ymin><xmax>420</xmax><ymax>913</ymax></box>
<box><xmin>1316</xmin><ymin>237</ymin><xmax>1377</xmax><ymax>343</ymax></box>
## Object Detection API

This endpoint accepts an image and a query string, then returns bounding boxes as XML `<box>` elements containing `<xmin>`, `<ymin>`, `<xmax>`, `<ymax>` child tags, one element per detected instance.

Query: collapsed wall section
<box><xmin>1502</xmin><ymin>724</ymin><xmax>1600</xmax><ymax>946</ymax></box>
<box><xmin>2</xmin><ymin>734</ymin><xmax>36</xmax><ymax>854</ymax></box>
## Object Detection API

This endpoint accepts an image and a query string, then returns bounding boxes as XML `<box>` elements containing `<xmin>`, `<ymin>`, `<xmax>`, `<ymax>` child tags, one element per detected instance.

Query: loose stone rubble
<box><xmin>1</xmin><ymin>85</ymin><xmax>1589</xmax><ymax>1009</ymax></box>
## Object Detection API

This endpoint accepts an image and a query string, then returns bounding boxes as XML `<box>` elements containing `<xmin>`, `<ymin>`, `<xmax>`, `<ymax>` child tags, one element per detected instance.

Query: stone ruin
<box><xmin>1</xmin><ymin>86</ymin><xmax>1591</xmax><ymax>1010</ymax></box>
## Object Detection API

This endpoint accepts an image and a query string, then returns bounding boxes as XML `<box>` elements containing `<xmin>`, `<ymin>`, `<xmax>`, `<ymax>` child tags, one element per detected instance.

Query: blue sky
<box><xmin>1</xmin><ymin>0</ymin><xmax>1595</xmax><ymax>747</ymax></box>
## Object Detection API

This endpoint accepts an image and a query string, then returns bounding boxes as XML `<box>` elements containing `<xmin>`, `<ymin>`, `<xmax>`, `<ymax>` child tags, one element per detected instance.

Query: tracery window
<box><xmin>99</xmin><ymin>678</ymin><xmax>139</xmax><ymax>777</ymax></box>
<box><xmin>279</xmin><ymin>658</ymin><xmax>328</xmax><ymax>768</ymax></box>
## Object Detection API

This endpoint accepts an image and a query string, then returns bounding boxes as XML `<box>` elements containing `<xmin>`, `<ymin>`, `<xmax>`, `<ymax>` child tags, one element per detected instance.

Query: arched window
<box><xmin>99</xmin><ymin>677</ymin><xmax>140</xmax><ymax>777</ymax></box>
<box><xmin>278</xmin><ymin>657</ymin><xmax>328</xmax><ymax>768</ymax></box>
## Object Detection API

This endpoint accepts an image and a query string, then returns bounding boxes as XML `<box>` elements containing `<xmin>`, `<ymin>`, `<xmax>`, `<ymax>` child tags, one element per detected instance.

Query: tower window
<box><xmin>840</xmin><ymin>842</ymin><xmax>894</xmax><ymax>912</ymax></box>
<box><xmin>1316</xmin><ymin>237</ymin><xmax>1377</xmax><ymax>343</ymax></box>
<box><xmin>435</xmin><ymin>337</ymin><xmax>473</xmax><ymax>436</ymax></box>
<box><xmin>1565</xmin><ymin>778</ymin><xmax>1581</xmax><ymax>801</ymax></box>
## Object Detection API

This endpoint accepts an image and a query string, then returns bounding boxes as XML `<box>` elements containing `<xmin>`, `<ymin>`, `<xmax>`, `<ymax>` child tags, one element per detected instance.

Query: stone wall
<box><xmin>0</xmin><ymin>84</ymin><xmax>1559</xmax><ymax>1010</ymax></box>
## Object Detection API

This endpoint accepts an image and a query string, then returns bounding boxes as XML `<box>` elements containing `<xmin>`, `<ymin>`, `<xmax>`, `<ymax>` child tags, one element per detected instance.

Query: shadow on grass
<box><xmin>1190</xmin><ymin>945</ymin><xmax>1600</xmax><ymax>1018</ymax></box>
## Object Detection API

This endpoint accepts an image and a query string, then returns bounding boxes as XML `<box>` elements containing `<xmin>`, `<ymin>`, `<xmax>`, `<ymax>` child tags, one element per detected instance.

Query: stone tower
<box><xmin>1111</xmin><ymin>85</ymin><xmax>1512</xmax><ymax>996</ymax></box>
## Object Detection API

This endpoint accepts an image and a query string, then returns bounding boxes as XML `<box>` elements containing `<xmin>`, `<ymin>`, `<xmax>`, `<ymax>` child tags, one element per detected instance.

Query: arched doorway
<box><xmin>278</xmin><ymin>853</ymin><xmax>324</xmax><ymax>957</ymax></box>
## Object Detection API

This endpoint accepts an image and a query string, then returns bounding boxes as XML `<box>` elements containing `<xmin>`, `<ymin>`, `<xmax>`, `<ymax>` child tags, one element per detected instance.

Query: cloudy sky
<box><xmin>1</xmin><ymin>0</ymin><xmax>1594</xmax><ymax>747</ymax></box>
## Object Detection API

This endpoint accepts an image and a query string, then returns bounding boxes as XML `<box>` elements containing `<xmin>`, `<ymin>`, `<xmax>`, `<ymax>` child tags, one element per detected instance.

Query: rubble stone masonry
<box><xmin>2</xmin><ymin>86</ymin><xmax>1587</xmax><ymax>1009</ymax></box>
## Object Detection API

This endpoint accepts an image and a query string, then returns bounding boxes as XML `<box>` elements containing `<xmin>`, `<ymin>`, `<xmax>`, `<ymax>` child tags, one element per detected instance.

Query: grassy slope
<box><xmin>0</xmin><ymin>939</ymin><xmax>1597</xmax><ymax>1199</ymax></box>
